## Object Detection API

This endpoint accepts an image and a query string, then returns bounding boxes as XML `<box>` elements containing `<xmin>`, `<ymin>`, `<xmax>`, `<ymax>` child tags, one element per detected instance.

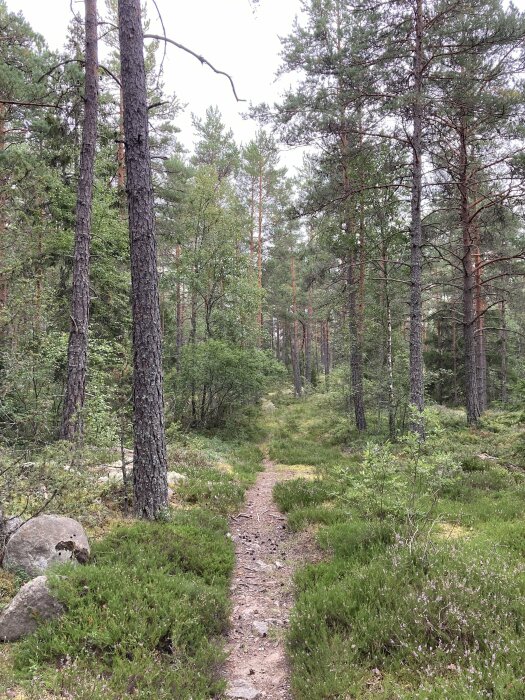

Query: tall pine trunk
<box><xmin>291</xmin><ymin>256</ymin><xmax>302</xmax><ymax>397</ymax></box>
<box><xmin>499</xmin><ymin>300</ymin><xmax>508</xmax><ymax>405</ymax></box>
<box><xmin>409</xmin><ymin>0</ymin><xmax>425</xmax><ymax>434</ymax></box>
<box><xmin>459</xmin><ymin>119</ymin><xmax>480</xmax><ymax>426</ymax></box>
<box><xmin>381</xmin><ymin>246</ymin><xmax>396</xmax><ymax>441</ymax></box>
<box><xmin>174</xmin><ymin>244</ymin><xmax>183</xmax><ymax>369</ymax></box>
<box><xmin>473</xmin><ymin>241</ymin><xmax>487</xmax><ymax>411</ymax></box>
<box><xmin>305</xmin><ymin>288</ymin><xmax>313</xmax><ymax>384</ymax></box>
<box><xmin>257</xmin><ymin>167</ymin><xmax>263</xmax><ymax>341</ymax></box>
<box><xmin>347</xmin><ymin>251</ymin><xmax>366</xmax><ymax>431</ymax></box>
<box><xmin>118</xmin><ymin>0</ymin><xmax>168</xmax><ymax>518</ymax></box>
<box><xmin>0</xmin><ymin>102</ymin><xmax>8</xmax><ymax>309</ymax></box>
<box><xmin>60</xmin><ymin>0</ymin><xmax>99</xmax><ymax>441</ymax></box>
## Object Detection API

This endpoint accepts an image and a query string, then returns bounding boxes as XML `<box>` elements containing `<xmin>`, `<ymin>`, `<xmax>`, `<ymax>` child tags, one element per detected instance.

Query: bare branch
<box><xmin>143</xmin><ymin>33</ymin><xmax>245</xmax><ymax>102</ymax></box>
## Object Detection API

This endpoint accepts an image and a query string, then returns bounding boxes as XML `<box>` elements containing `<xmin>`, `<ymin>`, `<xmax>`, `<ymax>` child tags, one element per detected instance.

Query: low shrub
<box><xmin>273</xmin><ymin>478</ymin><xmax>334</xmax><ymax>513</ymax></box>
<box><xmin>289</xmin><ymin>540</ymin><xmax>525</xmax><ymax>699</ymax></box>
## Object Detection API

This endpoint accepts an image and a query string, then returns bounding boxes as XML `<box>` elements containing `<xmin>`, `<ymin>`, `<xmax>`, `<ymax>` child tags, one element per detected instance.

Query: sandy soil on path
<box><xmin>223</xmin><ymin>457</ymin><xmax>318</xmax><ymax>700</ymax></box>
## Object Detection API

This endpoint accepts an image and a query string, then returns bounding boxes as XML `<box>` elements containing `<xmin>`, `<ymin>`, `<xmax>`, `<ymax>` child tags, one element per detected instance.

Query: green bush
<box><xmin>461</xmin><ymin>455</ymin><xmax>487</xmax><ymax>472</ymax></box>
<box><xmin>166</xmin><ymin>339</ymin><xmax>284</xmax><ymax>429</ymax></box>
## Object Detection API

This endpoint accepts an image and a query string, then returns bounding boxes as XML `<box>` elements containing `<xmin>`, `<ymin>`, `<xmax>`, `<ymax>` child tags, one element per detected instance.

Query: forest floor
<box><xmin>224</xmin><ymin>455</ymin><xmax>319</xmax><ymax>700</ymax></box>
<box><xmin>1</xmin><ymin>387</ymin><xmax>525</xmax><ymax>699</ymax></box>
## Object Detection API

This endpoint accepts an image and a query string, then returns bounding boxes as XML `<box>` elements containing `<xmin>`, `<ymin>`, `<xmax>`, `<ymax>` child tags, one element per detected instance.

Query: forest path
<box><xmin>223</xmin><ymin>455</ymin><xmax>316</xmax><ymax>700</ymax></box>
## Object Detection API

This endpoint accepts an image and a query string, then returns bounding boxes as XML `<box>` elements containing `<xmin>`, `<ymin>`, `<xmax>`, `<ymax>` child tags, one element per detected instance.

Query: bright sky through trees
<box><xmin>7</xmin><ymin>0</ymin><xmax>304</xmax><ymax>166</ymax></box>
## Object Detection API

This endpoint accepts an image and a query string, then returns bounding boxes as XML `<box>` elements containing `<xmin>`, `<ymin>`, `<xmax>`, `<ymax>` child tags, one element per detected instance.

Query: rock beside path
<box><xmin>3</xmin><ymin>514</ymin><xmax>90</xmax><ymax>577</ymax></box>
<box><xmin>226</xmin><ymin>681</ymin><xmax>261</xmax><ymax>700</ymax></box>
<box><xmin>0</xmin><ymin>576</ymin><xmax>63</xmax><ymax>642</ymax></box>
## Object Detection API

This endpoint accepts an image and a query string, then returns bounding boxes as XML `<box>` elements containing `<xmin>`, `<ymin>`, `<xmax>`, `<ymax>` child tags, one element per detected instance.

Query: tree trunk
<box><xmin>291</xmin><ymin>256</ymin><xmax>302</xmax><ymax>397</ymax></box>
<box><xmin>305</xmin><ymin>288</ymin><xmax>313</xmax><ymax>384</ymax></box>
<box><xmin>0</xmin><ymin>102</ymin><xmax>8</xmax><ymax>309</ymax></box>
<box><xmin>322</xmin><ymin>320</ymin><xmax>330</xmax><ymax>381</ymax></box>
<box><xmin>409</xmin><ymin>0</ymin><xmax>425</xmax><ymax>435</ymax></box>
<box><xmin>459</xmin><ymin>121</ymin><xmax>480</xmax><ymax>426</ymax></box>
<box><xmin>499</xmin><ymin>300</ymin><xmax>508</xmax><ymax>405</ymax></box>
<box><xmin>60</xmin><ymin>0</ymin><xmax>99</xmax><ymax>441</ymax></box>
<box><xmin>257</xmin><ymin>167</ymin><xmax>263</xmax><ymax>341</ymax></box>
<box><xmin>118</xmin><ymin>0</ymin><xmax>168</xmax><ymax>518</ymax></box>
<box><xmin>347</xmin><ymin>252</ymin><xmax>366</xmax><ymax>431</ymax></box>
<box><xmin>473</xmin><ymin>242</ymin><xmax>487</xmax><ymax>412</ymax></box>
<box><xmin>381</xmin><ymin>248</ymin><xmax>396</xmax><ymax>441</ymax></box>
<box><xmin>451</xmin><ymin>315</ymin><xmax>458</xmax><ymax>404</ymax></box>
<box><xmin>175</xmin><ymin>245</ymin><xmax>183</xmax><ymax>369</ymax></box>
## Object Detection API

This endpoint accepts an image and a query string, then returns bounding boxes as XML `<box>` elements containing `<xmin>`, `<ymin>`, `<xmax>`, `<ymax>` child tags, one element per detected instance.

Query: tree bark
<box><xmin>305</xmin><ymin>288</ymin><xmax>313</xmax><ymax>384</ymax></box>
<box><xmin>0</xmin><ymin>102</ymin><xmax>8</xmax><ymax>309</ymax></box>
<box><xmin>473</xmin><ymin>241</ymin><xmax>487</xmax><ymax>412</ymax></box>
<box><xmin>499</xmin><ymin>300</ymin><xmax>508</xmax><ymax>405</ymax></box>
<box><xmin>347</xmin><ymin>252</ymin><xmax>367</xmax><ymax>431</ymax></box>
<box><xmin>291</xmin><ymin>255</ymin><xmax>302</xmax><ymax>397</ymax></box>
<box><xmin>60</xmin><ymin>0</ymin><xmax>99</xmax><ymax>441</ymax></box>
<box><xmin>409</xmin><ymin>0</ymin><xmax>425</xmax><ymax>435</ymax></box>
<box><xmin>451</xmin><ymin>315</ymin><xmax>458</xmax><ymax>405</ymax></box>
<box><xmin>118</xmin><ymin>0</ymin><xmax>168</xmax><ymax>518</ymax></box>
<box><xmin>257</xmin><ymin>166</ymin><xmax>263</xmax><ymax>341</ymax></box>
<box><xmin>381</xmin><ymin>247</ymin><xmax>396</xmax><ymax>440</ymax></box>
<box><xmin>459</xmin><ymin>119</ymin><xmax>480</xmax><ymax>426</ymax></box>
<box><xmin>174</xmin><ymin>244</ymin><xmax>183</xmax><ymax>369</ymax></box>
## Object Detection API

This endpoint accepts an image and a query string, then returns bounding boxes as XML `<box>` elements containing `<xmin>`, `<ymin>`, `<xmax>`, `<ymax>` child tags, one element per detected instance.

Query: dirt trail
<box><xmin>224</xmin><ymin>458</ymin><xmax>316</xmax><ymax>700</ymax></box>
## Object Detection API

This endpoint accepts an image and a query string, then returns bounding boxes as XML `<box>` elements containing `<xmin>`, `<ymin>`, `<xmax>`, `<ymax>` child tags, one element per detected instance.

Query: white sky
<box><xmin>6</xmin><ymin>0</ymin><xmax>304</xmax><ymax>168</ymax></box>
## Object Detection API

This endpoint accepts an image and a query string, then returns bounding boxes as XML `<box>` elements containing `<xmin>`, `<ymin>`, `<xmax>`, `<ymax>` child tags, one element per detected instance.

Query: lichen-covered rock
<box><xmin>3</xmin><ymin>516</ymin><xmax>23</xmax><ymax>539</ymax></box>
<box><xmin>3</xmin><ymin>514</ymin><xmax>90</xmax><ymax>577</ymax></box>
<box><xmin>0</xmin><ymin>575</ymin><xmax>63</xmax><ymax>642</ymax></box>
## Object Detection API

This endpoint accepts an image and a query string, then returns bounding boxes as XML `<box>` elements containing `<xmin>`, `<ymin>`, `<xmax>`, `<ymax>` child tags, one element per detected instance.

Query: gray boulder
<box><xmin>4</xmin><ymin>516</ymin><xmax>23</xmax><ymax>539</ymax></box>
<box><xmin>0</xmin><ymin>575</ymin><xmax>63</xmax><ymax>642</ymax></box>
<box><xmin>3</xmin><ymin>514</ymin><xmax>90</xmax><ymax>577</ymax></box>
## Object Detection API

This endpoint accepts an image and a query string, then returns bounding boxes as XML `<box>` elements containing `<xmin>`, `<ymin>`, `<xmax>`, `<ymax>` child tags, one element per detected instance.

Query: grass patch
<box><xmin>167</xmin><ymin>439</ymin><xmax>263</xmax><ymax>514</ymax></box>
<box><xmin>13</xmin><ymin>510</ymin><xmax>233</xmax><ymax>700</ymax></box>
<box><xmin>287</xmin><ymin>505</ymin><xmax>347</xmax><ymax>532</ymax></box>
<box><xmin>273</xmin><ymin>478</ymin><xmax>334</xmax><ymax>513</ymax></box>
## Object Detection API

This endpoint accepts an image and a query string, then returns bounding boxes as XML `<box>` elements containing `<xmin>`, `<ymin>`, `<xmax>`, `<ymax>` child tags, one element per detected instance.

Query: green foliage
<box><xmin>14</xmin><ymin>511</ymin><xmax>233</xmax><ymax>699</ymax></box>
<box><xmin>167</xmin><ymin>339</ymin><xmax>284</xmax><ymax>428</ymax></box>
<box><xmin>288</xmin><ymin>540</ymin><xmax>525</xmax><ymax>699</ymax></box>
<box><xmin>273</xmin><ymin>478</ymin><xmax>333</xmax><ymax>513</ymax></box>
<box><xmin>286</xmin><ymin>505</ymin><xmax>347</xmax><ymax>532</ymax></box>
<box><xmin>266</xmin><ymin>392</ymin><xmax>525</xmax><ymax>698</ymax></box>
<box><xmin>338</xmin><ymin>413</ymin><xmax>460</xmax><ymax>532</ymax></box>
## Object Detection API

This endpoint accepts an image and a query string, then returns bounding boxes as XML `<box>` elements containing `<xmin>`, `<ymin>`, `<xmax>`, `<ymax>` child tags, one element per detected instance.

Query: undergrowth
<box><xmin>1</xmin><ymin>416</ymin><xmax>264</xmax><ymax>698</ymax></box>
<box><xmin>12</xmin><ymin>511</ymin><xmax>234</xmax><ymax>699</ymax></box>
<box><xmin>269</xmin><ymin>389</ymin><xmax>525</xmax><ymax>699</ymax></box>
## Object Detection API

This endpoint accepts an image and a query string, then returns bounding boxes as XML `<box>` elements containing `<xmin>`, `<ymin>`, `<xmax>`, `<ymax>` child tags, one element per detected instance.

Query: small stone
<box><xmin>226</xmin><ymin>681</ymin><xmax>260</xmax><ymax>700</ymax></box>
<box><xmin>274</xmin><ymin>560</ymin><xmax>284</xmax><ymax>569</ymax></box>
<box><xmin>255</xmin><ymin>559</ymin><xmax>271</xmax><ymax>571</ymax></box>
<box><xmin>252</xmin><ymin>621</ymin><xmax>269</xmax><ymax>636</ymax></box>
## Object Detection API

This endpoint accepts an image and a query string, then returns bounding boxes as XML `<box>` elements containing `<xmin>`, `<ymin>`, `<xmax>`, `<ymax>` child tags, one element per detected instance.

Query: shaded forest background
<box><xmin>1</xmin><ymin>0</ymin><xmax>525</xmax><ymax>454</ymax></box>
